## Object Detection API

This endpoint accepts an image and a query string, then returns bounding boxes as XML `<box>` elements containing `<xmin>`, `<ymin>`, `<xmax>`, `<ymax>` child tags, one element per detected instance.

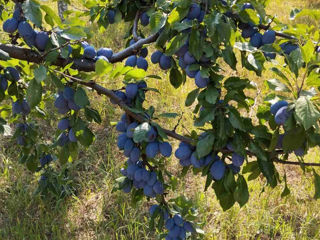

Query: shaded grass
<box><xmin>1</xmin><ymin>0</ymin><xmax>320</xmax><ymax>240</ymax></box>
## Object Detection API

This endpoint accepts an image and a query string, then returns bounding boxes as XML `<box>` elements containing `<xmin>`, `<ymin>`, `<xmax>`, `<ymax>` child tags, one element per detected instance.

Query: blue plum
<box><xmin>175</xmin><ymin>44</ymin><xmax>188</xmax><ymax>58</ymax></box>
<box><xmin>187</xmin><ymin>3</ymin><xmax>201</xmax><ymax>20</ymax></box>
<box><xmin>136</xmin><ymin>57</ymin><xmax>148</xmax><ymax>71</ymax></box>
<box><xmin>280</xmin><ymin>42</ymin><xmax>299</xmax><ymax>55</ymax></box>
<box><xmin>179</xmin><ymin>57</ymin><xmax>187</xmax><ymax>69</ymax></box>
<box><xmin>97</xmin><ymin>48</ymin><xmax>113</xmax><ymax>60</ymax></box>
<box><xmin>159</xmin><ymin>55</ymin><xmax>172</xmax><ymax>70</ymax></box>
<box><xmin>232</xmin><ymin>153</ymin><xmax>245</xmax><ymax>167</ymax></box>
<box><xmin>250</xmin><ymin>32</ymin><xmax>263</xmax><ymax>48</ymax></box>
<box><xmin>195</xmin><ymin>71</ymin><xmax>209</xmax><ymax>88</ymax></box>
<box><xmin>151</xmin><ymin>50</ymin><xmax>163</xmax><ymax>64</ymax></box>
<box><xmin>58</xmin><ymin>119</ymin><xmax>70</xmax><ymax>130</ymax></box>
<box><xmin>35</xmin><ymin>31</ymin><xmax>49</xmax><ymax>51</ymax></box>
<box><xmin>183</xmin><ymin>51</ymin><xmax>196</xmax><ymax>65</ymax></box>
<box><xmin>18</xmin><ymin>21</ymin><xmax>34</xmax><ymax>37</ymax></box>
<box><xmin>129</xmin><ymin>147</ymin><xmax>140</xmax><ymax>163</ymax></box>
<box><xmin>153</xmin><ymin>181</ymin><xmax>164</xmax><ymax>194</ymax></box>
<box><xmin>210</xmin><ymin>160</ymin><xmax>226</xmax><ymax>180</ymax></box>
<box><xmin>3</xmin><ymin>18</ymin><xmax>18</xmax><ymax>33</ymax></box>
<box><xmin>274</xmin><ymin>106</ymin><xmax>290</xmax><ymax>125</ymax></box>
<box><xmin>12</xmin><ymin>101</ymin><xmax>22</xmax><ymax>115</ymax></box>
<box><xmin>270</xmin><ymin>100</ymin><xmax>288</xmax><ymax>115</ymax></box>
<box><xmin>197</xmin><ymin>10</ymin><xmax>205</xmax><ymax>22</ymax></box>
<box><xmin>117</xmin><ymin>134</ymin><xmax>128</xmax><ymax>149</ymax></box>
<box><xmin>146</xmin><ymin>142</ymin><xmax>160</xmax><ymax>158</ymax></box>
<box><xmin>264</xmin><ymin>52</ymin><xmax>276</xmax><ymax>59</ymax></box>
<box><xmin>54</xmin><ymin>95</ymin><xmax>68</xmax><ymax>110</ymax></box>
<box><xmin>125</xmin><ymin>83</ymin><xmax>138</xmax><ymax>99</ymax></box>
<box><xmin>262</xmin><ymin>30</ymin><xmax>276</xmax><ymax>45</ymax></box>
<box><xmin>83</xmin><ymin>46</ymin><xmax>96</xmax><ymax>59</ymax></box>
<box><xmin>63</xmin><ymin>87</ymin><xmax>75</xmax><ymax>101</ymax></box>
<box><xmin>242</xmin><ymin>3</ymin><xmax>254</xmax><ymax>10</ymax></box>
<box><xmin>147</xmin><ymin>127</ymin><xmax>157</xmax><ymax>142</ymax></box>
<box><xmin>125</xmin><ymin>55</ymin><xmax>137</xmax><ymax>67</ymax></box>
<box><xmin>124</xmin><ymin>139</ymin><xmax>134</xmax><ymax>157</ymax></box>
<box><xmin>107</xmin><ymin>9</ymin><xmax>116</xmax><ymax>24</ymax></box>
<box><xmin>116</xmin><ymin>120</ymin><xmax>127</xmax><ymax>132</ymax></box>
<box><xmin>185</xmin><ymin>65</ymin><xmax>198</xmax><ymax>78</ymax></box>
<box><xmin>175</xmin><ymin>145</ymin><xmax>192</xmax><ymax>160</ymax></box>
<box><xmin>6</xmin><ymin>67</ymin><xmax>20</xmax><ymax>81</ymax></box>
<box><xmin>0</xmin><ymin>76</ymin><xmax>8</xmax><ymax>91</ymax></box>
<box><xmin>242</xmin><ymin>26</ymin><xmax>256</xmax><ymax>38</ymax></box>
<box><xmin>140</xmin><ymin>12</ymin><xmax>150</xmax><ymax>26</ymax></box>
<box><xmin>68</xmin><ymin>128</ymin><xmax>77</xmax><ymax>142</ymax></box>
<box><xmin>126</xmin><ymin>122</ymin><xmax>139</xmax><ymax>138</ymax></box>
<box><xmin>139</xmin><ymin>47</ymin><xmax>148</xmax><ymax>58</ymax></box>
<box><xmin>159</xmin><ymin>142</ymin><xmax>172</xmax><ymax>157</ymax></box>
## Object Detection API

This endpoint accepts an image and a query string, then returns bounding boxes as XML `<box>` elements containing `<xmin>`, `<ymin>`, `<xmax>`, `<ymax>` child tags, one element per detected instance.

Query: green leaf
<box><xmin>34</xmin><ymin>65</ymin><xmax>47</xmax><ymax>83</ymax></box>
<box><xmin>295</xmin><ymin>96</ymin><xmax>320</xmax><ymax>130</ymax></box>
<box><xmin>281</xmin><ymin>174</ymin><xmax>291</xmax><ymax>198</ymax></box>
<box><xmin>40</xmin><ymin>5</ymin><xmax>62</xmax><ymax>26</ymax></box>
<box><xmin>205</xmin><ymin>86</ymin><xmax>219</xmax><ymax>104</ymax></box>
<box><xmin>233</xmin><ymin>175</ymin><xmax>249</xmax><ymax>207</ymax></box>
<box><xmin>267</xmin><ymin>79</ymin><xmax>290</xmax><ymax>92</ymax></box>
<box><xmin>125</xmin><ymin>69</ymin><xmax>146</xmax><ymax>80</ymax></box>
<box><xmin>26</xmin><ymin>79</ymin><xmax>42</xmax><ymax>108</ymax></box>
<box><xmin>74</xmin><ymin>87</ymin><xmax>90</xmax><ymax>108</ymax></box>
<box><xmin>170</xmin><ymin>68</ymin><xmax>183</xmax><ymax>88</ymax></box>
<box><xmin>85</xmin><ymin>107</ymin><xmax>101</xmax><ymax>123</ymax></box>
<box><xmin>189</xmin><ymin>29</ymin><xmax>202</xmax><ymax>61</ymax></box>
<box><xmin>149</xmin><ymin>12</ymin><xmax>167</xmax><ymax>34</ymax></box>
<box><xmin>196</xmin><ymin>133</ymin><xmax>214</xmax><ymax>158</ymax></box>
<box><xmin>26</xmin><ymin>155</ymin><xmax>38</xmax><ymax>172</ymax></box>
<box><xmin>222</xmin><ymin>46</ymin><xmax>236</xmax><ymax>70</ymax></box>
<box><xmin>61</xmin><ymin>26</ymin><xmax>87</xmax><ymax>40</ymax></box>
<box><xmin>301</xmin><ymin>40</ymin><xmax>314</xmax><ymax>64</ymax></box>
<box><xmin>313</xmin><ymin>170</ymin><xmax>320</xmax><ymax>199</ymax></box>
<box><xmin>165</xmin><ymin>34</ymin><xmax>188</xmax><ymax>55</ymax></box>
<box><xmin>78</xmin><ymin>127</ymin><xmax>94</xmax><ymax>147</ymax></box>
<box><xmin>185</xmin><ymin>88</ymin><xmax>199</xmax><ymax>107</ymax></box>
<box><xmin>258</xmin><ymin>158</ymin><xmax>277</xmax><ymax>187</ymax></box>
<box><xmin>22</xmin><ymin>0</ymin><xmax>42</xmax><ymax>27</ymax></box>
<box><xmin>158</xmin><ymin>113</ymin><xmax>179</xmax><ymax>118</ymax></box>
<box><xmin>239</xmin><ymin>9</ymin><xmax>260</xmax><ymax>25</ymax></box>
<box><xmin>249</xmin><ymin>142</ymin><xmax>268</xmax><ymax>162</ymax></box>
<box><xmin>133</xmin><ymin>122</ymin><xmax>151</xmax><ymax>143</ymax></box>
<box><xmin>282</xmin><ymin>126</ymin><xmax>306</xmax><ymax>152</ymax></box>
<box><xmin>228</xmin><ymin>108</ymin><xmax>246</xmax><ymax>131</ymax></box>
<box><xmin>95</xmin><ymin>58</ymin><xmax>113</xmax><ymax>75</ymax></box>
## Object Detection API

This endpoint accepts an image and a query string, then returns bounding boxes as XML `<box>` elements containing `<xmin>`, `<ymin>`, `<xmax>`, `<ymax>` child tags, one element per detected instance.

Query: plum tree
<box><xmin>0</xmin><ymin>0</ymin><xmax>319</xmax><ymax>239</ymax></box>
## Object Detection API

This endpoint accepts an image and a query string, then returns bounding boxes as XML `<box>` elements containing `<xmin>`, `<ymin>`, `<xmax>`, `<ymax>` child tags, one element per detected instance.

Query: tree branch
<box><xmin>0</xmin><ymin>32</ymin><xmax>159</xmax><ymax>72</ymax></box>
<box><xmin>132</xmin><ymin>11</ymin><xmax>141</xmax><ymax>41</ymax></box>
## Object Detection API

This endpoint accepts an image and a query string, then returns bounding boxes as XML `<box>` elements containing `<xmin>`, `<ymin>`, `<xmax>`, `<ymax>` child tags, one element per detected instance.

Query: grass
<box><xmin>1</xmin><ymin>0</ymin><xmax>320</xmax><ymax>239</ymax></box>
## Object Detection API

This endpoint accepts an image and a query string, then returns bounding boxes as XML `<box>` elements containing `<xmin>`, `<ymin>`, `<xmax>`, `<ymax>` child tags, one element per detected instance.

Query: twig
<box><xmin>173</xmin><ymin>113</ymin><xmax>184</xmax><ymax>132</ymax></box>
<box><xmin>132</xmin><ymin>11</ymin><xmax>141</xmax><ymax>42</ymax></box>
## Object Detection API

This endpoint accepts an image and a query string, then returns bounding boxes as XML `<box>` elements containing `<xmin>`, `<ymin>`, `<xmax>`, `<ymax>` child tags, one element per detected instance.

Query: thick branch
<box><xmin>0</xmin><ymin>33</ymin><xmax>159</xmax><ymax>72</ymax></box>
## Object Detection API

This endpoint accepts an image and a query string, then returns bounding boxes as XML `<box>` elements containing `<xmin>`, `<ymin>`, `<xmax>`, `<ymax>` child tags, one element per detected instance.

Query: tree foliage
<box><xmin>0</xmin><ymin>0</ymin><xmax>320</xmax><ymax>238</ymax></box>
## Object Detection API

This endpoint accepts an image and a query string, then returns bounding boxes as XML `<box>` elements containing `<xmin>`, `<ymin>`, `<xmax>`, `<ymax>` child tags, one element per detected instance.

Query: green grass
<box><xmin>1</xmin><ymin>0</ymin><xmax>320</xmax><ymax>239</ymax></box>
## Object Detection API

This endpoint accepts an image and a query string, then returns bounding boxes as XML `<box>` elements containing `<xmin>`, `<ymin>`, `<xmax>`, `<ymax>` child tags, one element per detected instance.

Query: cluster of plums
<box><xmin>125</xmin><ymin>39</ymin><xmax>149</xmax><ymax>71</ymax></box>
<box><xmin>164</xmin><ymin>213</ymin><xmax>195</xmax><ymax>240</ymax></box>
<box><xmin>149</xmin><ymin>204</ymin><xmax>195</xmax><ymax>240</ymax></box>
<box><xmin>0</xmin><ymin>67</ymin><xmax>20</xmax><ymax>92</ymax></box>
<box><xmin>239</xmin><ymin>3</ymin><xmax>299</xmax><ymax>58</ymax></box>
<box><xmin>57</xmin><ymin>117</ymin><xmax>77</xmax><ymax>146</ymax></box>
<box><xmin>111</xmin><ymin>80</ymin><xmax>147</xmax><ymax>106</ymax></box>
<box><xmin>271</xmin><ymin>100</ymin><xmax>305</xmax><ymax>157</ymax></box>
<box><xmin>3</xmin><ymin>3</ymin><xmax>50</xmax><ymax>51</ymax></box>
<box><xmin>12</xmin><ymin>99</ymin><xmax>30</xmax><ymax>115</ymax></box>
<box><xmin>121</xmin><ymin>160</ymin><xmax>164</xmax><ymax>197</ymax></box>
<box><xmin>54</xmin><ymin>86</ymin><xmax>81</xmax><ymax>114</ymax></box>
<box><xmin>151</xmin><ymin>50</ymin><xmax>173</xmax><ymax>70</ymax></box>
<box><xmin>82</xmin><ymin>41</ymin><xmax>113</xmax><ymax>62</ymax></box>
